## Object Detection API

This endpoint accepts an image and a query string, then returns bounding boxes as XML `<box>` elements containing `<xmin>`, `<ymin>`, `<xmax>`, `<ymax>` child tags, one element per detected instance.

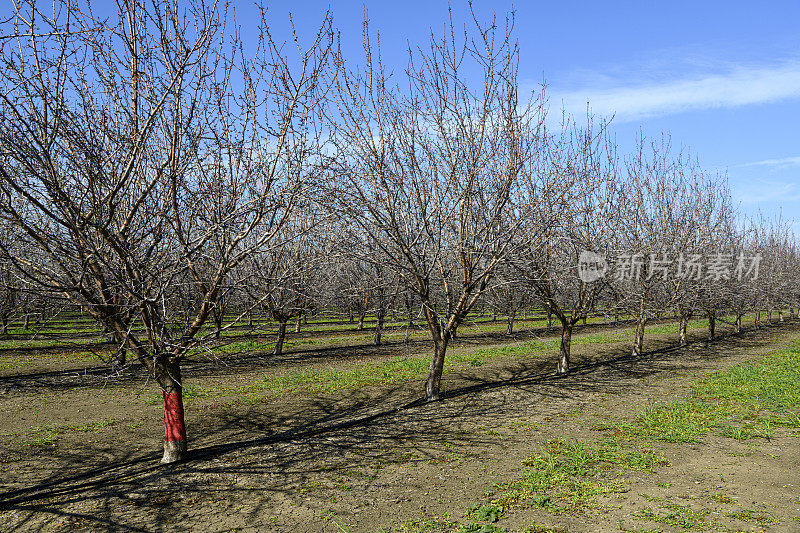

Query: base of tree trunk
<box><xmin>161</xmin><ymin>440</ymin><xmax>187</xmax><ymax>464</ymax></box>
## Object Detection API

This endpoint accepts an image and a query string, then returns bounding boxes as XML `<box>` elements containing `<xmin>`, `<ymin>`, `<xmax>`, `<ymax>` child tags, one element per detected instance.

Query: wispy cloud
<box><xmin>736</xmin><ymin>179</ymin><xmax>800</xmax><ymax>204</ymax></box>
<box><xmin>548</xmin><ymin>62</ymin><xmax>800</xmax><ymax>122</ymax></box>
<box><xmin>735</xmin><ymin>156</ymin><xmax>800</xmax><ymax>168</ymax></box>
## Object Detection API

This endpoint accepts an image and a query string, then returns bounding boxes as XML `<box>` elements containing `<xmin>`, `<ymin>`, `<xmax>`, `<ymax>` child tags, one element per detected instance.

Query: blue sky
<box><xmin>252</xmin><ymin>0</ymin><xmax>800</xmax><ymax>227</ymax></box>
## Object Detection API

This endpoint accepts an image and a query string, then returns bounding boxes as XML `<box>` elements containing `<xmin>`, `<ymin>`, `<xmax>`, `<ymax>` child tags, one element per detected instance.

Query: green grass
<box><xmin>169</xmin><ymin>319</ymin><xmax>728</xmax><ymax>407</ymax></box>
<box><xmin>488</xmin><ymin>438</ymin><xmax>668</xmax><ymax>514</ymax></box>
<box><xmin>632</xmin><ymin>503</ymin><xmax>712</xmax><ymax>530</ymax></box>
<box><xmin>13</xmin><ymin>418</ymin><xmax>117</xmax><ymax>447</ymax></box>
<box><xmin>603</xmin><ymin>343</ymin><xmax>800</xmax><ymax>443</ymax></box>
<box><xmin>447</xmin><ymin>340</ymin><xmax>800</xmax><ymax>530</ymax></box>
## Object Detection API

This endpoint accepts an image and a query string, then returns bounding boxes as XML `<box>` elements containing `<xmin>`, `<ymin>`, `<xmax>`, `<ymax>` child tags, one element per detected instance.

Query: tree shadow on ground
<box><xmin>0</xmin><ymin>319</ymin><xmax>790</xmax><ymax>531</ymax></box>
<box><xmin>0</xmin><ymin>315</ymin><xmax>659</xmax><ymax>392</ymax></box>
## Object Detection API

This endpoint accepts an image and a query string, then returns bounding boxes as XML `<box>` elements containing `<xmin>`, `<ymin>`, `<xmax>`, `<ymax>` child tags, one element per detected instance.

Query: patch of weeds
<box><xmin>524</xmin><ymin>525</ymin><xmax>567</xmax><ymax>533</ymax></box>
<box><xmin>299</xmin><ymin>481</ymin><xmax>325</xmax><ymax>494</ymax></box>
<box><xmin>468</xmin><ymin>503</ymin><xmax>504</xmax><ymax>522</ymax></box>
<box><xmin>707</xmin><ymin>493</ymin><xmax>733</xmax><ymax>504</ymax></box>
<box><xmin>719</xmin><ymin>421</ymin><xmax>773</xmax><ymax>441</ymax></box>
<box><xmin>22</xmin><ymin>418</ymin><xmax>116</xmax><ymax>446</ymax></box>
<box><xmin>626</xmin><ymin>400</ymin><xmax>711</xmax><ymax>443</ymax></box>
<box><xmin>655</xmin><ymin>481</ymin><xmax>672</xmax><ymax>488</ymax></box>
<box><xmin>725</xmin><ymin>508</ymin><xmax>777</xmax><ymax>524</ymax></box>
<box><xmin>329</xmin><ymin>519</ymin><xmax>352</xmax><ymax>532</ymax></box>
<box><xmin>633</xmin><ymin>503</ymin><xmax>712</xmax><ymax>530</ymax></box>
<box><xmin>605</xmin><ymin>344</ymin><xmax>800</xmax><ymax>445</ymax></box>
<box><xmin>23</xmin><ymin>431</ymin><xmax>58</xmax><ymax>447</ymax></box>
<box><xmin>455</xmin><ymin>524</ymin><xmax>507</xmax><ymax>533</ymax></box>
<box><xmin>489</xmin><ymin>438</ymin><xmax>668</xmax><ymax>514</ymax></box>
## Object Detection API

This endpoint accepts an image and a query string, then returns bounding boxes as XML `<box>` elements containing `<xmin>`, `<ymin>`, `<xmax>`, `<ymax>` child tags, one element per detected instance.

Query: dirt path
<box><xmin>0</xmin><ymin>321</ymin><xmax>798</xmax><ymax>532</ymax></box>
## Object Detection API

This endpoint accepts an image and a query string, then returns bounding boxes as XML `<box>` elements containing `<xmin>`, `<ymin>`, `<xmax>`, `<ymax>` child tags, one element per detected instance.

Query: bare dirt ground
<box><xmin>0</xmin><ymin>319</ymin><xmax>798</xmax><ymax>532</ymax></box>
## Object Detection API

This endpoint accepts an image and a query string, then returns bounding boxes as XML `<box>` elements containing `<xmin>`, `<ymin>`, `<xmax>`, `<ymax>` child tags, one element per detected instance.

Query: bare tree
<box><xmin>331</xmin><ymin>10</ymin><xmax>545</xmax><ymax>400</ymax></box>
<box><xmin>514</xmin><ymin>114</ymin><xmax>620</xmax><ymax>373</ymax></box>
<box><xmin>0</xmin><ymin>1</ymin><xmax>333</xmax><ymax>462</ymax></box>
<box><xmin>246</xmin><ymin>210</ymin><xmax>328</xmax><ymax>356</ymax></box>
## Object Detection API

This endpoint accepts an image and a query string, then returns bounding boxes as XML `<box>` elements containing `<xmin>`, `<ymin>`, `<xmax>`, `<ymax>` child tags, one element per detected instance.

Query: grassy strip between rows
<box><xmin>173</xmin><ymin>317</ymin><xmax>735</xmax><ymax>408</ymax></box>
<box><xmin>171</xmin><ymin>326</ymin><xmax>664</xmax><ymax>407</ymax></box>
<box><xmin>392</xmin><ymin>342</ymin><xmax>800</xmax><ymax>533</ymax></box>
<box><xmin>0</xmin><ymin>313</ymin><xmax>747</xmax><ymax>372</ymax></box>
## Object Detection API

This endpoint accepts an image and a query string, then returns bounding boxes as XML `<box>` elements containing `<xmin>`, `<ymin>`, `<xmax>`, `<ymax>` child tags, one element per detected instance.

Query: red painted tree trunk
<box><xmin>157</xmin><ymin>358</ymin><xmax>186</xmax><ymax>464</ymax></box>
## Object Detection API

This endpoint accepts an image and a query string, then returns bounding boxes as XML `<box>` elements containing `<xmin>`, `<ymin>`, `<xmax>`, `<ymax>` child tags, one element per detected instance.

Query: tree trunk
<box><xmin>294</xmin><ymin>313</ymin><xmax>302</xmax><ymax>333</ymax></box>
<box><xmin>348</xmin><ymin>307</ymin><xmax>354</xmax><ymax>323</ymax></box>
<box><xmin>247</xmin><ymin>310</ymin><xmax>253</xmax><ymax>327</ymax></box>
<box><xmin>633</xmin><ymin>295</ymin><xmax>646</xmax><ymax>356</ymax></box>
<box><xmin>112</xmin><ymin>346</ymin><xmax>126</xmax><ymax>373</ymax></box>
<box><xmin>707</xmin><ymin>311</ymin><xmax>716</xmax><ymax>340</ymax></box>
<box><xmin>558</xmin><ymin>322</ymin><xmax>573</xmax><ymax>374</ymax></box>
<box><xmin>23</xmin><ymin>314</ymin><xmax>29</xmax><ymax>329</ymax></box>
<box><xmin>506</xmin><ymin>313</ymin><xmax>515</xmax><ymax>335</ymax></box>
<box><xmin>546</xmin><ymin>309</ymin><xmax>552</xmax><ymax>329</ymax></box>
<box><xmin>735</xmin><ymin>314</ymin><xmax>742</xmax><ymax>334</ymax></box>
<box><xmin>374</xmin><ymin>309</ymin><xmax>384</xmax><ymax>346</ymax></box>
<box><xmin>213</xmin><ymin>312</ymin><xmax>222</xmax><ymax>339</ymax></box>
<box><xmin>1</xmin><ymin>316</ymin><xmax>7</xmax><ymax>336</ymax></box>
<box><xmin>779</xmin><ymin>310</ymin><xmax>784</xmax><ymax>322</ymax></box>
<box><xmin>357</xmin><ymin>313</ymin><xmax>365</xmax><ymax>331</ymax></box>
<box><xmin>755</xmin><ymin>311</ymin><xmax>761</xmax><ymax>329</ymax></box>
<box><xmin>632</xmin><ymin>315</ymin><xmax>646</xmax><ymax>356</ymax></box>
<box><xmin>425</xmin><ymin>337</ymin><xmax>448</xmax><ymax>401</ymax></box>
<box><xmin>679</xmin><ymin>313</ymin><xmax>689</xmax><ymax>346</ymax></box>
<box><xmin>274</xmin><ymin>320</ymin><xmax>288</xmax><ymax>356</ymax></box>
<box><xmin>156</xmin><ymin>357</ymin><xmax>187</xmax><ymax>464</ymax></box>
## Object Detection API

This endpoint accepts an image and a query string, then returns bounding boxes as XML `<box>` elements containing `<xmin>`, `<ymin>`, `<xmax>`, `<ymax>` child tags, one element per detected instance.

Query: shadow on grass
<box><xmin>0</xmin><ymin>315</ymin><xmax>662</xmax><ymax>392</ymax></box>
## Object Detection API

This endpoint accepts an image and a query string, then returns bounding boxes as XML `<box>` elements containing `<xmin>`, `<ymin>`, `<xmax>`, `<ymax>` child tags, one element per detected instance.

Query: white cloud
<box><xmin>736</xmin><ymin>179</ymin><xmax>800</xmax><ymax>204</ymax></box>
<box><xmin>735</xmin><ymin>156</ymin><xmax>800</xmax><ymax>168</ymax></box>
<box><xmin>548</xmin><ymin>62</ymin><xmax>800</xmax><ymax>122</ymax></box>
